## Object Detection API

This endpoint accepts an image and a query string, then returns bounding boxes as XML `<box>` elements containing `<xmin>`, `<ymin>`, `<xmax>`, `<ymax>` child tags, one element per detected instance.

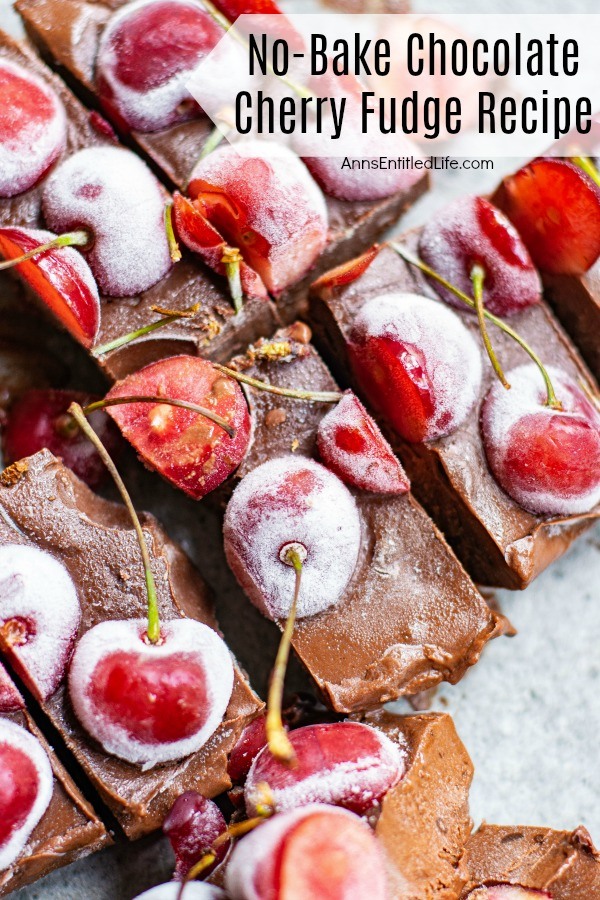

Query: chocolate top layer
<box><xmin>0</xmin><ymin>450</ymin><xmax>261</xmax><ymax>839</ymax></box>
<box><xmin>309</xmin><ymin>240</ymin><xmax>599</xmax><ymax>588</ymax></box>
<box><xmin>542</xmin><ymin>261</ymin><xmax>600</xmax><ymax>383</ymax></box>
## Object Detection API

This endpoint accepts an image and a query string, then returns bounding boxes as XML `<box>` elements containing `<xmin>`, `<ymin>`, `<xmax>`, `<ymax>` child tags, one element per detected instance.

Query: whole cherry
<box><xmin>227</xmin><ymin>715</ymin><xmax>269</xmax><ymax>784</ymax></box>
<box><xmin>163</xmin><ymin>791</ymin><xmax>229</xmax><ymax>880</ymax></box>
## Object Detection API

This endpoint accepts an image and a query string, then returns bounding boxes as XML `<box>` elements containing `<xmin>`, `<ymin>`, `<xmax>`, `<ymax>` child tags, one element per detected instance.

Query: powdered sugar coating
<box><xmin>42</xmin><ymin>146</ymin><xmax>172</xmax><ymax>297</ymax></box>
<box><xmin>244</xmin><ymin>721</ymin><xmax>405</xmax><ymax>817</ymax></box>
<box><xmin>352</xmin><ymin>292</ymin><xmax>483</xmax><ymax>441</ymax></box>
<box><xmin>466</xmin><ymin>888</ymin><xmax>551</xmax><ymax>899</ymax></box>
<box><xmin>68</xmin><ymin>618</ymin><xmax>234</xmax><ymax>769</ymax></box>
<box><xmin>481</xmin><ymin>364</ymin><xmax>600</xmax><ymax>516</ymax></box>
<box><xmin>0</xmin><ymin>545</ymin><xmax>81</xmax><ymax>701</ymax></box>
<box><xmin>223</xmin><ymin>456</ymin><xmax>361</xmax><ymax>620</ymax></box>
<box><xmin>133</xmin><ymin>885</ymin><xmax>225</xmax><ymax>900</ymax></box>
<box><xmin>0</xmin><ymin>719</ymin><xmax>54</xmax><ymax>870</ymax></box>
<box><xmin>419</xmin><ymin>196</ymin><xmax>542</xmax><ymax>317</ymax></box>
<box><xmin>0</xmin><ymin>59</ymin><xmax>66</xmax><ymax>198</ymax></box>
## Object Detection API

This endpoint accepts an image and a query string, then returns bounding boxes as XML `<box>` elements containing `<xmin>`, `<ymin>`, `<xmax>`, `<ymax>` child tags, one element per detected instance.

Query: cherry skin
<box><xmin>481</xmin><ymin>364</ymin><xmax>600</xmax><ymax>516</ymax></box>
<box><xmin>227</xmin><ymin>715</ymin><xmax>269</xmax><ymax>784</ymax></box>
<box><xmin>163</xmin><ymin>791</ymin><xmax>229</xmax><ymax>880</ymax></box>
<box><xmin>0</xmin><ymin>746</ymin><xmax>38</xmax><ymax>848</ymax></box>
<box><xmin>419</xmin><ymin>196</ymin><xmax>542</xmax><ymax>317</ymax></box>
<box><xmin>465</xmin><ymin>888</ymin><xmax>551</xmax><ymax>899</ymax></box>
<box><xmin>0</xmin><ymin>664</ymin><xmax>23</xmax><ymax>714</ymax></box>
<box><xmin>225</xmin><ymin>804</ymin><xmax>388</xmax><ymax>900</ymax></box>
<box><xmin>317</xmin><ymin>391</ymin><xmax>410</xmax><ymax>494</ymax></box>
<box><xmin>105</xmin><ymin>356</ymin><xmax>251</xmax><ymax>500</ymax></box>
<box><xmin>0</xmin><ymin>227</ymin><xmax>100</xmax><ymax>349</ymax></box>
<box><xmin>495</xmin><ymin>158</ymin><xmax>600</xmax><ymax>275</ymax></box>
<box><xmin>96</xmin><ymin>0</ymin><xmax>223</xmax><ymax>133</ymax></box>
<box><xmin>0</xmin><ymin>59</ymin><xmax>66</xmax><ymax>198</ymax></box>
<box><xmin>348</xmin><ymin>292</ymin><xmax>482</xmax><ymax>443</ymax></box>
<box><xmin>3</xmin><ymin>389</ymin><xmax>122</xmax><ymax>489</ymax></box>
<box><xmin>245</xmin><ymin>721</ymin><xmax>404</xmax><ymax>817</ymax></box>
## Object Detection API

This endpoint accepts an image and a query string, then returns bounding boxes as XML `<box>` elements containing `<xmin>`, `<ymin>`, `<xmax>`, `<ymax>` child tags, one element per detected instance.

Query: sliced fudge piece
<box><xmin>0</xmin><ymin>663</ymin><xmax>109</xmax><ymax>897</ymax></box>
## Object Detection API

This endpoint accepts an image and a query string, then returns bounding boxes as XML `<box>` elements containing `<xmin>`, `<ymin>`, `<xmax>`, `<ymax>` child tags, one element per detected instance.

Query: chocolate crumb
<box><xmin>1</xmin><ymin>460</ymin><xmax>29</xmax><ymax>486</ymax></box>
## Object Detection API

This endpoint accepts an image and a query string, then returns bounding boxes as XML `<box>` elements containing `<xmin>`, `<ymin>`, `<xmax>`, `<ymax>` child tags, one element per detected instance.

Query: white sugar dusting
<box><xmin>133</xmin><ymin>884</ymin><xmax>225</xmax><ymax>900</ymax></box>
<box><xmin>0</xmin><ymin>545</ymin><xmax>81</xmax><ymax>701</ymax></box>
<box><xmin>0</xmin><ymin>719</ymin><xmax>54</xmax><ymax>870</ymax></box>
<box><xmin>353</xmin><ymin>292</ymin><xmax>483</xmax><ymax>441</ymax></box>
<box><xmin>42</xmin><ymin>146</ymin><xmax>172</xmax><ymax>297</ymax></box>
<box><xmin>0</xmin><ymin>59</ymin><xmax>66</xmax><ymax>198</ymax></box>
<box><xmin>68</xmin><ymin>618</ymin><xmax>234</xmax><ymax>769</ymax></box>
<box><xmin>223</xmin><ymin>456</ymin><xmax>361</xmax><ymax>620</ymax></box>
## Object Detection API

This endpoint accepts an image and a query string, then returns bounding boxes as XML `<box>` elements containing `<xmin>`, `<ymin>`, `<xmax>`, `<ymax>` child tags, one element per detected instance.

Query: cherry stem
<box><xmin>91</xmin><ymin>303</ymin><xmax>202</xmax><ymax>357</ymax></box>
<box><xmin>68</xmin><ymin>402</ymin><xmax>161</xmax><ymax>644</ymax></box>
<box><xmin>221</xmin><ymin>246</ymin><xmax>243</xmax><ymax>313</ymax></box>
<box><xmin>164</xmin><ymin>202</ymin><xmax>182</xmax><ymax>263</ymax></box>
<box><xmin>0</xmin><ymin>230</ymin><xmax>90</xmax><ymax>271</ymax></box>
<box><xmin>212</xmin><ymin>363</ymin><xmax>343</xmax><ymax>403</ymax></box>
<box><xmin>390</xmin><ymin>242</ymin><xmax>562</xmax><ymax>410</ymax></box>
<box><xmin>82</xmin><ymin>396</ymin><xmax>235</xmax><ymax>438</ymax></box>
<box><xmin>470</xmin><ymin>263</ymin><xmax>511</xmax><ymax>390</ymax></box>
<box><xmin>572</xmin><ymin>155</ymin><xmax>600</xmax><ymax>188</ymax></box>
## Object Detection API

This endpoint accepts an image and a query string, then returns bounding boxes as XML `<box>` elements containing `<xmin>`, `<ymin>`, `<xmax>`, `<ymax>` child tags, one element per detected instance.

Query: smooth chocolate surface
<box><xmin>309</xmin><ymin>240</ymin><xmax>600</xmax><ymax>589</ymax></box>
<box><xmin>0</xmin><ymin>450</ymin><xmax>262</xmax><ymax>839</ymax></box>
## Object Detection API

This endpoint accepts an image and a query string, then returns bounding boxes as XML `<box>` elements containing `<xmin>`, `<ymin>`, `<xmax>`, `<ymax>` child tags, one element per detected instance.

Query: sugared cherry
<box><xmin>0</xmin><ymin>227</ymin><xmax>100</xmax><ymax>348</ymax></box>
<box><xmin>42</xmin><ymin>146</ymin><xmax>172</xmax><ymax>297</ymax></box>
<box><xmin>0</xmin><ymin>663</ymin><xmax>22</xmax><ymax>714</ymax></box>
<box><xmin>349</xmin><ymin>292</ymin><xmax>482</xmax><ymax>443</ymax></box>
<box><xmin>495</xmin><ymin>158</ymin><xmax>600</xmax><ymax>275</ymax></box>
<box><xmin>225</xmin><ymin>803</ymin><xmax>388</xmax><ymax>900</ymax></box>
<box><xmin>481</xmin><ymin>364</ymin><xmax>600</xmax><ymax>516</ymax></box>
<box><xmin>104</xmin><ymin>356</ymin><xmax>251</xmax><ymax>499</ymax></box>
<box><xmin>133</xmin><ymin>884</ymin><xmax>225</xmax><ymax>899</ymax></box>
<box><xmin>465</xmin><ymin>888</ymin><xmax>551</xmax><ymax>899</ymax></box>
<box><xmin>245</xmin><ymin>721</ymin><xmax>403</xmax><ymax>817</ymax></box>
<box><xmin>419</xmin><ymin>196</ymin><xmax>542</xmax><ymax>316</ymax></box>
<box><xmin>0</xmin><ymin>544</ymin><xmax>80</xmax><ymax>702</ymax></box>
<box><xmin>227</xmin><ymin>715</ymin><xmax>268</xmax><ymax>783</ymax></box>
<box><xmin>3</xmin><ymin>389</ymin><xmax>122</xmax><ymax>489</ymax></box>
<box><xmin>0</xmin><ymin>719</ymin><xmax>53</xmax><ymax>870</ymax></box>
<box><xmin>0</xmin><ymin>59</ymin><xmax>66</xmax><ymax>198</ymax></box>
<box><xmin>163</xmin><ymin>791</ymin><xmax>229</xmax><ymax>880</ymax></box>
<box><xmin>68</xmin><ymin>618</ymin><xmax>234</xmax><ymax>767</ymax></box>
<box><xmin>96</xmin><ymin>0</ymin><xmax>223</xmax><ymax>133</ymax></box>
<box><xmin>317</xmin><ymin>391</ymin><xmax>410</xmax><ymax>494</ymax></box>
<box><xmin>223</xmin><ymin>456</ymin><xmax>361</xmax><ymax>620</ymax></box>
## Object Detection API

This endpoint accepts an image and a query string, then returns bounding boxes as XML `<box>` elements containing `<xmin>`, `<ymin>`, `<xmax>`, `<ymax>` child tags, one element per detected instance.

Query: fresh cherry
<box><xmin>245</xmin><ymin>721</ymin><xmax>403</xmax><ymax>817</ymax></box>
<box><xmin>0</xmin><ymin>227</ymin><xmax>100</xmax><ymax>348</ymax></box>
<box><xmin>42</xmin><ymin>146</ymin><xmax>172</xmax><ymax>297</ymax></box>
<box><xmin>0</xmin><ymin>59</ymin><xmax>66</xmax><ymax>198</ymax></box>
<box><xmin>0</xmin><ymin>663</ymin><xmax>22</xmax><ymax>714</ymax></box>
<box><xmin>163</xmin><ymin>791</ymin><xmax>229</xmax><ymax>880</ymax></box>
<box><xmin>0</xmin><ymin>544</ymin><xmax>81</xmax><ymax>702</ymax></box>
<box><xmin>104</xmin><ymin>356</ymin><xmax>251</xmax><ymax>500</ymax></box>
<box><xmin>68</xmin><ymin>618</ymin><xmax>234</xmax><ymax>767</ymax></box>
<box><xmin>227</xmin><ymin>715</ymin><xmax>268</xmax><ymax>783</ymax></box>
<box><xmin>3</xmin><ymin>389</ymin><xmax>122</xmax><ymax>489</ymax></box>
<box><xmin>225</xmin><ymin>803</ymin><xmax>388</xmax><ymax>900</ymax></box>
<box><xmin>185</xmin><ymin>141</ymin><xmax>328</xmax><ymax>295</ymax></box>
<box><xmin>465</xmin><ymin>889</ymin><xmax>551</xmax><ymax>899</ymax></box>
<box><xmin>0</xmin><ymin>719</ymin><xmax>54</xmax><ymax>870</ymax></box>
<box><xmin>419</xmin><ymin>196</ymin><xmax>542</xmax><ymax>317</ymax></box>
<box><xmin>481</xmin><ymin>364</ymin><xmax>600</xmax><ymax>516</ymax></box>
<box><xmin>223</xmin><ymin>456</ymin><xmax>361</xmax><ymax>620</ymax></box>
<box><xmin>349</xmin><ymin>292</ymin><xmax>482</xmax><ymax>443</ymax></box>
<box><xmin>317</xmin><ymin>391</ymin><xmax>410</xmax><ymax>494</ymax></box>
<box><xmin>96</xmin><ymin>0</ymin><xmax>223</xmax><ymax>133</ymax></box>
<box><xmin>133</xmin><ymin>884</ymin><xmax>225</xmax><ymax>899</ymax></box>
<box><xmin>495</xmin><ymin>158</ymin><xmax>600</xmax><ymax>275</ymax></box>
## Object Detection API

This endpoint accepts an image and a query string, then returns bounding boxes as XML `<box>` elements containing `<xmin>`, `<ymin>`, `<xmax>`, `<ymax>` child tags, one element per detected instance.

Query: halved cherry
<box><xmin>311</xmin><ymin>246</ymin><xmax>380</xmax><ymax>293</ymax></box>
<box><xmin>163</xmin><ymin>792</ymin><xmax>229</xmax><ymax>880</ymax></box>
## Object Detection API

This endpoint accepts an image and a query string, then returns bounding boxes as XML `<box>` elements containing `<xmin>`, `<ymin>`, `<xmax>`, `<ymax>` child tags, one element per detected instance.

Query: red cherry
<box><xmin>348</xmin><ymin>292</ymin><xmax>482</xmax><ymax>443</ymax></box>
<box><xmin>311</xmin><ymin>245</ymin><xmax>380</xmax><ymax>292</ymax></box>
<box><xmin>96</xmin><ymin>0</ymin><xmax>223</xmax><ymax>133</ymax></box>
<box><xmin>419</xmin><ymin>196</ymin><xmax>542</xmax><ymax>317</ymax></box>
<box><xmin>245</xmin><ymin>721</ymin><xmax>403</xmax><ymax>817</ymax></box>
<box><xmin>0</xmin><ymin>746</ymin><xmax>38</xmax><ymax>848</ymax></box>
<box><xmin>227</xmin><ymin>715</ymin><xmax>268</xmax><ymax>783</ymax></box>
<box><xmin>495</xmin><ymin>158</ymin><xmax>600</xmax><ymax>275</ymax></box>
<box><xmin>3</xmin><ymin>389</ymin><xmax>122</xmax><ymax>489</ymax></box>
<box><xmin>466</xmin><ymin>888</ymin><xmax>551</xmax><ymax>899</ymax></box>
<box><xmin>0</xmin><ymin>59</ymin><xmax>66</xmax><ymax>198</ymax></box>
<box><xmin>481</xmin><ymin>364</ymin><xmax>600</xmax><ymax>516</ymax></box>
<box><xmin>163</xmin><ymin>792</ymin><xmax>228</xmax><ymax>880</ymax></box>
<box><xmin>0</xmin><ymin>227</ymin><xmax>100</xmax><ymax>349</ymax></box>
<box><xmin>317</xmin><ymin>391</ymin><xmax>410</xmax><ymax>494</ymax></box>
<box><xmin>0</xmin><ymin>664</ymin><xmax>22</xmax><ymax>714</ymax></box>
<box><xmin>186</xmin><ymin>141</ymin><xmax>328</xmax><ymax>295</ymax></box>
<box><xmin>133</xmin><ymin>885</ymin><xmax>224</xmax><ymax>899</ymax></box>
<box><xmin>105</xmin><ymin>356</ymin><xmax>251</xmax><ymax>500</ymax></box>
<box><xmin>211</xmin><ymin>0</ymin><xmax>286</xmax><ymax>17</ymax></box>
<box><xmin>226</xmin><ymin>804</ymin><xmax>388</xmax><ymax>900</ymax></box>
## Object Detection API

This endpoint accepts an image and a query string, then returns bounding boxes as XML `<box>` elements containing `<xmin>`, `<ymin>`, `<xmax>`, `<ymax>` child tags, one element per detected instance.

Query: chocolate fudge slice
<box><xmin>0</xmin><ymin>449</ymin><xmax>262</xmax><ymax>839</ymax></box>
<box><xmin>309</xmin><ymin>241</ymin><xmax>600</xmax><ymax>589</ymax></box>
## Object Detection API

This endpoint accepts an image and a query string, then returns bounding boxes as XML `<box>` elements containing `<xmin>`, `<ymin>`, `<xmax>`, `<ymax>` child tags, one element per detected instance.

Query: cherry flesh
<box><xmin>163</xmin><ymin>791</ymin><xmax>228</xmax><ymax>880</ymax></box>
<box><xmin>0</xmin><ymin>745</ymin><xmax>38</xmax><ymax>848</ymax></box>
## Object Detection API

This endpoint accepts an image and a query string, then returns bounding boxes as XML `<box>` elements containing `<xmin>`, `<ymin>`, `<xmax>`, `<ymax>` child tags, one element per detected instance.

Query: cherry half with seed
<box><xmin>163</xmin><ymin>791</ymin><xmax>229</xmax><ymax>880</ymax></box>
<box><xmin>466</xmin><ymin>888</ymin><xmax>551</xmax><ymax>899</ymax></box>
<box><xmin>104</xmin><ymin>356</ymin><xmax>251</xmax><ymax>499</ymax></box>
<box><xmin>419</xmin><ymin>196</ymin><xmax>542</xmax><ymax>317</ymax></box>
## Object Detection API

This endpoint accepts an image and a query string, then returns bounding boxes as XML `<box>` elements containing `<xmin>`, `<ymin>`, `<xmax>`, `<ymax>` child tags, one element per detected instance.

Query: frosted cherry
<box><xmin>163</xmin><ymin>791</ymin><xmax>228</xmax><ymax>880</ymax></box>
<box><xmin>133</xmin><ymin>885</ymin><xmax>225</xmax><ymax>899</ymax></box>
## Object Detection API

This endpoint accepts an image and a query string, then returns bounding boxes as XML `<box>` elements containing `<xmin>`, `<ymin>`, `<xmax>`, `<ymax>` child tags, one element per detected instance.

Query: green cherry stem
<box><xmin>0</xmin><ymin>230</ymin><xmax>90</xmax><ymax>271</ymax></box>
<box><xmin>390</xmin><ymin>241</ymin><xmax>562</xmax><ymax>410</ymax></box>
<box><xmin>572</xmin><ymin>155</ymin><xmax>600</xmax><ymax>188</ymax></box>
<box><xmin>68</xmin><ymin>402</ymin><xmax>161</xmax><ymax>644</ymax></box>
<box><xmin>164</xmin><ymin>202</ymin><xmax>182</xmax><ymax>263</ymax></box>
<box><xmin>221</xmin><ymin>246</ymin><xmax>243</xmax><ymax>313</ymax></box>
<box><xmin>82</xmin><ymin>395</ymin><xmax>235</xmax><ymax>438</ymax></box>
<box><xmin>470</xmin><ymin>263</ymin><xmax>510</xmax><ymax>390</ymax></box>
<box><xmin>212</xmin><ymin>363</ymin><xmax>343</xmax><ymax>403</ymax></box>
<box><xmin>91</xmin><ymin>302</ymin><xmax>202</xmax><ymax>357</ymax></box>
